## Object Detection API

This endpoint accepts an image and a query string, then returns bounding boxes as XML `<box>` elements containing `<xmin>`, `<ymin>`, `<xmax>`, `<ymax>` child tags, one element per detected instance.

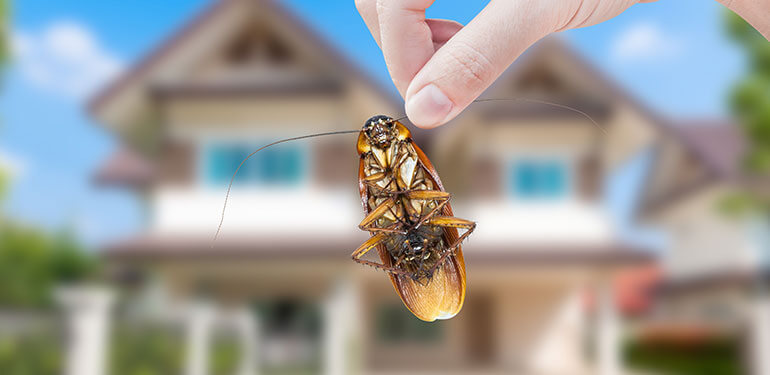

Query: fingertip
<box><xmin>405</xmin><ymin>84</ymin><xmax>454</xmax><ymax>128</ymax></box>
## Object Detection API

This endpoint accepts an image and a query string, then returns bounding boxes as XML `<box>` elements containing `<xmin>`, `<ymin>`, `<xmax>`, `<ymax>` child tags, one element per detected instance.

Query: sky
<box><xmin>0</xmin><ymin>0</ymin><xmax>747</xmax><ymax>247</ymax></box>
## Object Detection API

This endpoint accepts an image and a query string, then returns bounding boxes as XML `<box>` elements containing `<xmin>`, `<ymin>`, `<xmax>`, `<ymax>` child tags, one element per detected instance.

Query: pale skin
<box><xmin>355</xmin><ymin>0</ymin><xmax>770</xmax><ymax>129</ymax></box>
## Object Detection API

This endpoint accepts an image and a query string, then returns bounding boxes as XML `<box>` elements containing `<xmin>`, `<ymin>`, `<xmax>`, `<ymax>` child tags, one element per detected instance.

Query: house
<box><xmin>88</xmin><ymin>0</ymin><xmax>668</xmax><ymax>374</ymax></box>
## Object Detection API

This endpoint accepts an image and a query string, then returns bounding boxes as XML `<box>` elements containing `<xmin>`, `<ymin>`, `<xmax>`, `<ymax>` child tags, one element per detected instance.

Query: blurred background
<box><xmin>0</xmin><ymin>0</ymin><xmax>768</xmax><ymax>374</ymax></box>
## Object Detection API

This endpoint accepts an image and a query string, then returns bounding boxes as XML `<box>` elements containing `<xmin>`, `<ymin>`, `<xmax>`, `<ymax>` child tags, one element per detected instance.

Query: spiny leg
<box><xmin>362</xmin><ymin>176</ymin><xmax>412</xmax><ymax>228</ymax></box>
<box><xmin>362</xmin><ymin>172</ymin><xmax>395</xmax><ymax>197</ymax></box>
<box><xmin>351</xmin><ymin>233</ymin><xmax>409</xmax><ymax>275</ymax></box>
<box><xmin>425</xmin><ymin>216</ymin><xmax>477</xmax><ymax>275</ymax></box>
<box><xmin>358</xmin><ymin>197</ymin><xmax>406</xmax><ymax>234</ymax></box>
<box><xmin>403</xmin><ymin>190</ymin><xmax>451</xmax><ymax>229</ymax></box>
<box><xmin>428</xmin><ymin>216</ymin><xmax>477</xmax><ymax>244</ymax></box>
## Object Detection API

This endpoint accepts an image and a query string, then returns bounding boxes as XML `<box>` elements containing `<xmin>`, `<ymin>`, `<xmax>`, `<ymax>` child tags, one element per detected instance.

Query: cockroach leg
<box><xmin>363</xmin><ymin>171</ymin><xmax>386</xmax><ymax>182</ymax></box>
<box><xmin>403</xmin><ymin>190</ymin><xmax>451</xmax><ymax>229</ymax></box>
<box><xmin>358</xmin><ymin>198</ymin><xmax>407</xmax><ymax>234</ymax></box>
<box><xmin>423</xmin><ymin>217</ymin><xmax>477</xmax><ymax>277</ymax></box>
<box><xmin>427</xmin><ymin>216</ymin><xmax>477</xmax><ymax>244</ymax></box>
<box><xmin>403</xmin><ymin>190</ymin><xmax>450</xmax><ymax>200</ymax></box>
<box><xmin>358</xmin><ymin>197</ymin><xmax>396</xmax><ymax>229</ymax></box>
<box><xmin>351</xmin><ymin>233</ymin><xmax>409</xmax><ymax>275</ymax></box>
<box><xmin>363</xmin><ymin>175</ymin><xmax>396</xmax><ymax>197</ymax></box>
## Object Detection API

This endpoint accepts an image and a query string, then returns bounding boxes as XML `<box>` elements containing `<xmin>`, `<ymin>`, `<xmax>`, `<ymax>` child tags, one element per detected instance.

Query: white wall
<box><xmin>660</xmin><ymin>186</ymin><xmax>760</xmax><ymax>280</ymax></box>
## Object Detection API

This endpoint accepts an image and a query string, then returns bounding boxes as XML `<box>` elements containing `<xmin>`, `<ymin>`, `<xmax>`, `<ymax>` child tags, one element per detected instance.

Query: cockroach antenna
<box><xmin>392</xmin><ymin>98</ymin><xmax>605</xmax><ymax>134</ymax></box>
<box><xmin>212</xmin><ymin>129</ymin><xmax>360</xmax><ymax>246</ymax></box>
<box><xmin>471</xmin><ymin>97</ymin><xmax>607</xmax><ymax>134</ymax></box>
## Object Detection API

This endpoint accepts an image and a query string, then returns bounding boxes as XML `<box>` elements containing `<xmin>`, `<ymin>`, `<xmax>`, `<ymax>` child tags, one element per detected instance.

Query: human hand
<box><xmin>355</xmin><ymin>0</ymin><xmax>650</xmax><ymax>128</ymax></box>
<box><xmin>356</xmin><ymin>0</ymin><xmax>767</xmax><ymax>129</ymax></box>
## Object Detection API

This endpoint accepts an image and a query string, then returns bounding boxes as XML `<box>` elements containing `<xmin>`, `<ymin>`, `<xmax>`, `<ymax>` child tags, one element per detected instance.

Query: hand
<box><xmin>355</xmin><ymin>0</ymin><xmax>767</xmax><ymax>129</ymax></box>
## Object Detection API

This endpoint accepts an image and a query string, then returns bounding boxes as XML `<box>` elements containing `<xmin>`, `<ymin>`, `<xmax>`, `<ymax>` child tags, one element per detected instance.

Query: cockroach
<box><xmin>213</xmin><ymin>98</ymin><xmax>603</xmax><ymax>322</ymax></box>
<box><xmin>353</xmin><ymin>115</ymin><xmax>474</xmax><ymax>321</ymax></box>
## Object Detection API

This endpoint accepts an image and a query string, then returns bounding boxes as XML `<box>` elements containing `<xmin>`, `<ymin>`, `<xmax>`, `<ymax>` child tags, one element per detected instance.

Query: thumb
<box><xmin>404</xmin><ymin>0</ymin><xmax>557</xmax><ymax>128</ymax></box>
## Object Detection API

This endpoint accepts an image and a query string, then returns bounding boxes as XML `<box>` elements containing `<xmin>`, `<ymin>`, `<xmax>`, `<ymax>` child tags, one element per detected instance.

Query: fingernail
<box><xmin>406</xmin><ymin>84</ymin><xmax>453</xmax><ymax>128</ymax></box>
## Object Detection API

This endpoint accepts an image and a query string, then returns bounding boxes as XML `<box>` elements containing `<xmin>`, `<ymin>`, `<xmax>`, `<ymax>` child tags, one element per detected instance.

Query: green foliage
<box><xmin>625</xmin><ymin>337</ymin><xmax>744</xmax><ymax>375</ymax></box>
<box><xmin>210</xmin><ymin>333</ymin><xmax>241</xmax><ymax>375</ymax></box>
<box><xmin>0</xmin><ymin>330</ymin><xmax>62</xmax><ymax>375</ymax></box>
<box><xmin>726</xmin><ymin>11</ymin><xmax>770</xmax><ymax>175</ymax></box>
<box><xmin>109</xmin><ymin>323</ymin><xmax>244</xmax><ymax>375</ymax></box>
<box><xmin>0</xmin><ymin>322</ymin><xmax>242</xmax><ymax>375</ymax></box>
<box><xmin>0</xmin><ymin>220</ymin><xmax>95</xmax><ymax>308</ymax></box>
<box><xmin>719</xmin><ymin>191</ymin><xmax>765</xmax><ymax>216</ymax></box>
<box><xmin>0</xmin><ymin>169</ymin><xmax>7</xmax><ymax>204</ymax></box>
<box><xmin>110</xmin><ymin>323</ymin><xmax>185</xmax><ymax>375</ymax></box>
<box><xmin>726</xmin><ymin>11</ymin><xmax>765</xmax><ymax>44</ymax></box>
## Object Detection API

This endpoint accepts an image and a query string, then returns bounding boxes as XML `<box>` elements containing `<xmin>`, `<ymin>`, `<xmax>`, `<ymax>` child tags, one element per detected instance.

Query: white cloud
<box><xmin>11</xmin><ymin>21</ymin><xmax>124</xmax><ymax>100</ymax></box>
<box><xmin>610</xmin><ymin>23</ymin><xmax>682</xmax><ymax>64</ymax></box>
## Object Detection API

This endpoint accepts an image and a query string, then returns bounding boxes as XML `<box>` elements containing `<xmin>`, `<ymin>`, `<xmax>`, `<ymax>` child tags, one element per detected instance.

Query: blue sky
<box><xmin>0</xmin><ymin>0</ymin><xmax>746</xmax><ymax>246</ymax></box>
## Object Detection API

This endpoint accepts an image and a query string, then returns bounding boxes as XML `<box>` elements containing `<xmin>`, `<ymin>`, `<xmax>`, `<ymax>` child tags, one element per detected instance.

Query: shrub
<box><xmin>625</xmin><ymin>336</ymin><xmax>745</xmax><ymax>375</ymax></box>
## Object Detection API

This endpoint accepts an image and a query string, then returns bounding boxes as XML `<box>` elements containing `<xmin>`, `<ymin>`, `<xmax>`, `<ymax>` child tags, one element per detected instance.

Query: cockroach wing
<box><xmin>358</xmin><ymin>135</ymin><xmax>466</xmax><ymax>322</ymax></box>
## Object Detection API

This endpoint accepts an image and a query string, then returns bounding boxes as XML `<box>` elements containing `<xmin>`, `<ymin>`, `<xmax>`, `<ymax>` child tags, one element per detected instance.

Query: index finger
<box><xmin>377</xmin><ymin>0</ymin><xmax>437</xmax><ymax>95</ymax></box>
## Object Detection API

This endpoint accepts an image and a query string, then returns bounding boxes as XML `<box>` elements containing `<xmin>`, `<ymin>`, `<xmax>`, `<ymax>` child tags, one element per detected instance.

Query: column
<box><xmin>323</xmin><ymin>279</ymin><xmax>361</xmax><ymax>375</ymax></box>
<box><xmin>530</xmin><ymin>285</ymin><xmax>587</xmax><ymax>374</ymax></box>
<box><xmin>185</xmin><ymin>301</ymin><xmax>215</xmax><ymax>375</ymax></box>
<box><xmin>596</xmin><ymin>279</ymin><xmax>621</xmax><ymax>375</ymax></box>
<box><xmin>232</xmin><ymin>307</ymin><xmax>260</xmax><ymax>375</ymax></box>
<box><xmin>752</xmin><ymin>290</ymin><xmax>770</xmax><ymax>375</ymax></box>
<box><xmin>56</xmin><ymin>286</ymin><xmax>115</xmax><ymax>375</ymax></box>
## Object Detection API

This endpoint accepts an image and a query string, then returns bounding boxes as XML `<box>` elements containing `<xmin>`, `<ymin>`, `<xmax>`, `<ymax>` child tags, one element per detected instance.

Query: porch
<box><xmin>54</xmin><ymin>241</ymin><xmax>651</xmax><ymax>375</ymax></box>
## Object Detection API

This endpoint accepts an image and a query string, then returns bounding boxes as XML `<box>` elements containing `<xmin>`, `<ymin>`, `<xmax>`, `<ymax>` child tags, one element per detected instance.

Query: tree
<box><xmin>0</xmin><ymin>220</ymin><xmax>96</xmax><ymax>308</ymax></box>
<box><xmin>720</xmin><ymin>13</ymin><xmax>770</xmax><ymax>216</ymax></box>
<box><xmin>0</xmin><ymin>168</ymin><xmax>95</xmax><ymax>308</ymax></box>
<box><xmin>727</xmin><ymin>12</ymin><xmax>770</xmax><ymax>175</ymax></box>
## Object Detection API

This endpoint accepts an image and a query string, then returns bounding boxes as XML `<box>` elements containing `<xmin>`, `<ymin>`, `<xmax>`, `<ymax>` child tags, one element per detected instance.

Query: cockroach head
<box><xmin>363</xmin><ymin>115</ymin><xmax>397</xmax><ymax>147</ymax></box>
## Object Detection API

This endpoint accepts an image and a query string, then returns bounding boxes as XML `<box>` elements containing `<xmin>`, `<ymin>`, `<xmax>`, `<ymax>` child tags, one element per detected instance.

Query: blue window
<box><xmin>205</xmin><ymin>142</ymin><xmax>304</xmax><ymax>186</ymax></box>
<box><xmin>511</xmin><ymin>158</ymin><xmax>568</xmax><ymax>199</ymax></box>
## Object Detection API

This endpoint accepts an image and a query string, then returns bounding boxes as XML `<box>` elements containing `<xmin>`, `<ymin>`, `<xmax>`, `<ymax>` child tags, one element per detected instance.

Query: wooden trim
<box><xmin>104</xmin><ymin>235</ymin><xmax>654</xmax><ymax>266</ymax></box>
<box><xmin>150</xmin><ymin>79</ymin><xmax>344</xmax><ymax>99</ymax></box>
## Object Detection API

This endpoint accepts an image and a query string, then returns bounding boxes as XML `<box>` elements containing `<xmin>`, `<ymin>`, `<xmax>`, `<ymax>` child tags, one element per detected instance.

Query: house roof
<box><xmin>88</xmin><ymin>0</ymin><xmax>403</xmax><ymax>126</ymax></box>
<box><xmin>669</xmin><ymin>120</ymin><xmax>746</xmax><ymax>179</ymax></box>
<box><xmin>93</xmin><ymin>147</ymin><xmax>155</xmax><ymax>186</ymax></box>
<box><xmin>656</xmin><ymin>268</ymin><xmax>768</xmax><ymax>296</ymax></box>
<box><xmin>640</xmin><ymin>120</ymin><xmax>746</xmax><ymax>216</ymax></box>
<box><xmin>486</xmin><ymin>37</ymin><xmax>676</xmax><ymax>136</ymax></box>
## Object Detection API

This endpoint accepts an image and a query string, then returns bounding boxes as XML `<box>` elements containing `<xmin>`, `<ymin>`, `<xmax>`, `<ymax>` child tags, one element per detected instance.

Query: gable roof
<box><xmin>640</xmin><ymin>120</ymin><xmax>746</xmax><ymax>216</ymax></box>
<box><xmin>670</xmin><ymin>120</ymin><xmax>745</xmax><ymax>179</ymax></box>
<box><xmin>486</xmin><ymin>37</ymin><xmax>675</xmax><ymax>134</ymax></box>
<box><xmin>88</xmin><ymin>0</ymin><xmax>402</xmax><ymax>128</ymax></box>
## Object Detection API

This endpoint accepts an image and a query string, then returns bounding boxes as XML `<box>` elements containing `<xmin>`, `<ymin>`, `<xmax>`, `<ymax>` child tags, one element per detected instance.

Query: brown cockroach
<box><xmin>354</xmin><ymin>115</ymin><xmax>474</xmax><ymax>321</ymax></box>
<box><xmin>213</xmin><ymin>99</ymin><xmax>602</xmax><ymax>322</ymax></box>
